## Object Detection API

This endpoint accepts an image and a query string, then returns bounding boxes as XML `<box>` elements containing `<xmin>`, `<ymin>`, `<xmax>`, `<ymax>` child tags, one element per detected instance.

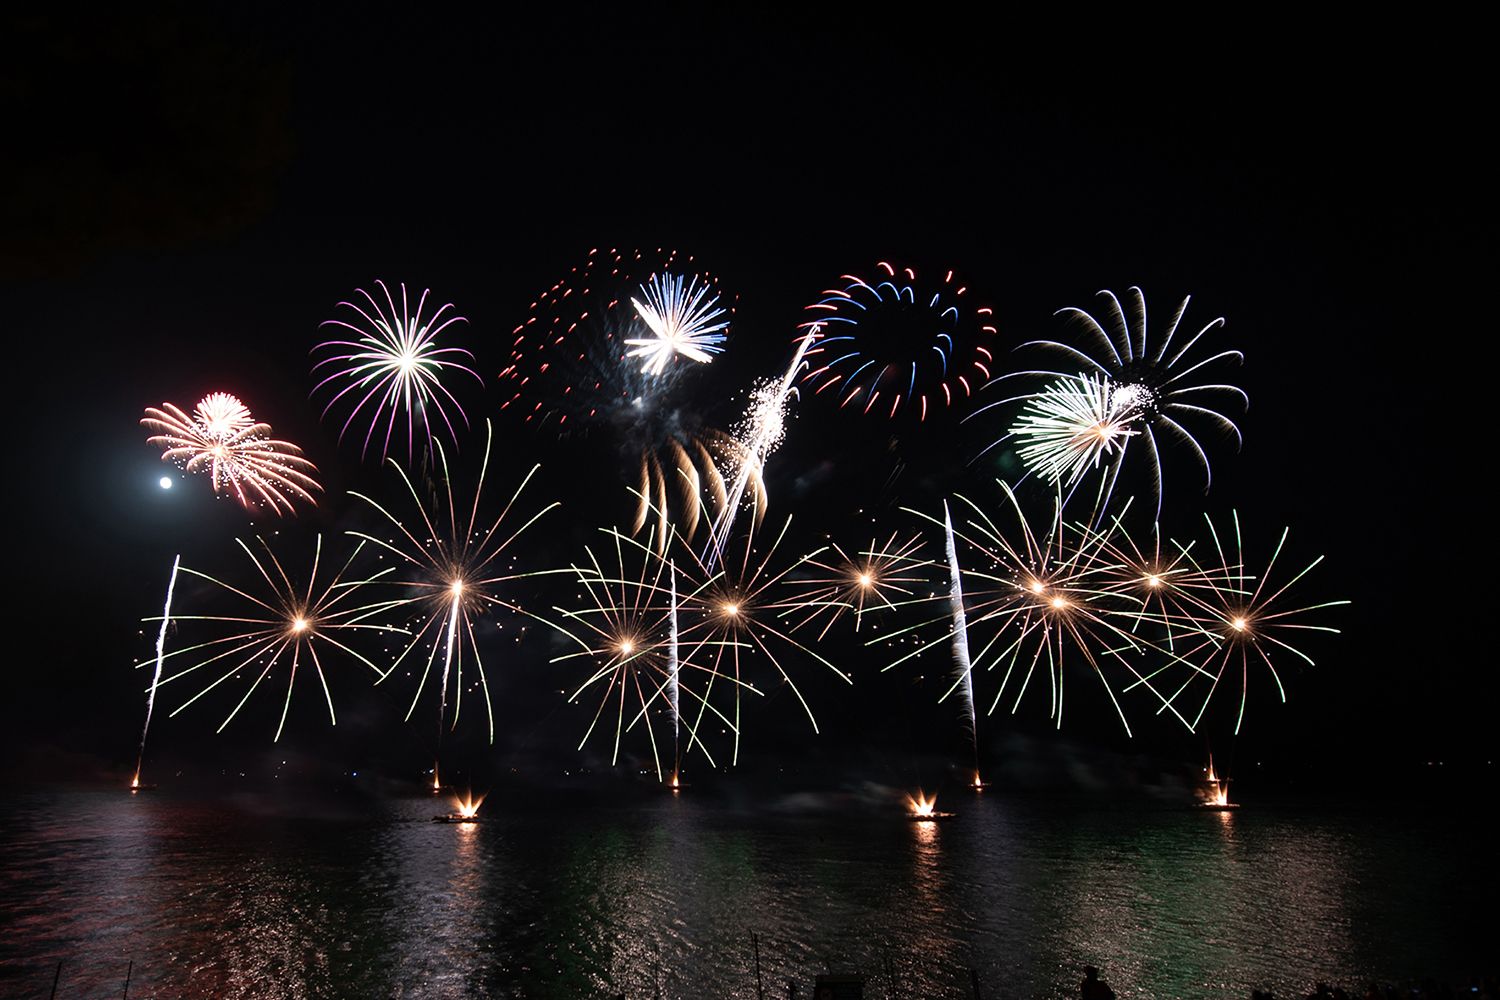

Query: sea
<box><xmin>0</xmin><ymin>785</ymin><xmax>1490</xmax><ymax>999</ymax></box>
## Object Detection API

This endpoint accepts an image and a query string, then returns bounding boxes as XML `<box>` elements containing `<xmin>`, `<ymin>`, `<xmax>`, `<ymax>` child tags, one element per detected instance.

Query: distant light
<box><xmin>857</xmin><ymin>573</ymin><xmax>873</xmax><ymax>587</ymax></box>
<box><xmin>1231</xmin><ymin>617</ymin><xmax>1248</xmax><ymax>631</ymax></box>
<box><xmin>159</xmin><ymin>476</ymin><xmax>173</xmax><ymax>490</ymax></box>
<box><xmin>722</xmin><ymin>602</ymin><xmax>739</xmax><ymax>616</ymax></box>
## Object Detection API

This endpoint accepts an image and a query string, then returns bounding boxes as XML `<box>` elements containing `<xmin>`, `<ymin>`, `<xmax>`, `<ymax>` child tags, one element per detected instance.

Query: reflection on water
<box><xmin>0</xmin><ymin>791</ymin><xmax>1490</xmax><ymax>999</ymax></box>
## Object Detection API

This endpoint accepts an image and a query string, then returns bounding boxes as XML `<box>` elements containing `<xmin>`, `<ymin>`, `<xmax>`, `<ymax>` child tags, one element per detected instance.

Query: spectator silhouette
<box><xmin>1081</xmin><ymin>965</ymin><xmax>1116</xmax><ymax>1000</ymax></box>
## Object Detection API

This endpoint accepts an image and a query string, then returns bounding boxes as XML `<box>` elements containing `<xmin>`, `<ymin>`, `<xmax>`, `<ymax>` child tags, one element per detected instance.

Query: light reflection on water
<box><xmin>0</xmin><ymin>790</ymin><xmax>1489</xmax><ymax>999</ymax></box>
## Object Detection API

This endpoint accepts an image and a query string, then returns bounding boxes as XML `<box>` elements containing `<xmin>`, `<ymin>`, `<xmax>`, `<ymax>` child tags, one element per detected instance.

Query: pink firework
<box><xmin>312</xmin><ymin>280</ymin><xmax>481</xmax><ymax>463</ymax></box>
<box><xmin>142</xmin><ymin>394</ymin><xmax>321</xmax><ymax>515</ymax></box>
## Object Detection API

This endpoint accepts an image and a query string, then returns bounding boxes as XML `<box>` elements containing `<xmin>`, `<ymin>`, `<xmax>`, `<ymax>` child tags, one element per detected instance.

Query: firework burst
<box><xmin>1133</xmin><ymin>512</ymin><xmax>1349</xmax><ymax>733</ymax></box>
<box><xmin>1009</xmin><ymin>373</ymin><xmax>1146</xmax><ymax>486</ymax></box>
<box><xmin>500</xmin><ymin>248</ymin><xmax>738</xmax><ymax>546</ymax></box>
<box><xmin>312</xmin><ymin>280</ymin><xmax>480</xmax><ymax>463</ymax></box>
<box><xmin>798</xmin><ymin>262</ymin><xmax>996</xmax><ymax>421</ymax></box>
<box><xmin>347</xmin><ymin>421</ymin><xmax>560</xmax><ymax>743</ymax></box>
<box><xmin>142</xmin><ymin>394</ymin><xmax>322</xmax><ymax>515</ymax></box>
<box><xmin>675</xmin><ymin>515</ymin><xmax>853</xmax><ymax>763</ymax></box>
<box><xmin>625</xmin><ymin>271</ymin><xmax>730</xmax><ymax>375</ymax></box>
<box><xmin>877</xmin><ymin>484</ymin><xmax>1185</xmax><ymax>734</ymax></box>
<box><xmin>781</xmin><ymin>532</ymin><xmax>933</xmax><ymax>639</ymax></box>
<box><xmin>974</xmin><ymin>287</ymin><xmax>1246</xmax><ymax>518</ymax></box>
<box><xmin>138</xmin><ymin>535</ymin><xmax>407</xmax><ymax>741</ymax></box>
<box><xmin>543</xmin><ymin>526</ymin><xmax>747</xmax><ymax>779</ymax></box>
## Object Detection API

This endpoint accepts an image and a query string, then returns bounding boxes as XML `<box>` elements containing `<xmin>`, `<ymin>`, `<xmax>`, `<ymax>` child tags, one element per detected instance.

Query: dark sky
<box><xmin>3</xmin><ymin>8</ymin><xmax>1488</xmax><ymax>789</ymax></box>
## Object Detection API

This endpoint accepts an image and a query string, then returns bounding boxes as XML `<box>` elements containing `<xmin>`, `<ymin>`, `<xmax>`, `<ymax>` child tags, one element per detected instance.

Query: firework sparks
<box><xmin>1136</xmin><ymin>512</ymin><xmax>1349</xmax><ymax>733</ymax></box>
<box><xmin>138</xmin><ymin>536</ymin><xmax>407</xmax><ymax>741</ymax></box>
<box><xmin>706</xmin><ymin>329</ymin><xmax>818</xmax><ymax>569</ymax></box>
<box><xmin>625</xmin><ymin>272</ymin><xmax>730</xmax><ymax>375</ymax></box>
<box><xmin>781</xmin><ymin>532</ymin><xmax>932</xmax><ymax>639</ymax></box>
<box><xmin>312</xmin><ymin>280</ymin><xmax>481</xmax><ymax>463</ymax></box>
<box><xmin>347</xmin><ymin>420</ymin><xmax>560</xmax><ymax>744</ymax></box>
<box><xmin>799</xmin><ymin>262</ymin><xmax>996</xmax><ymax>421</ymax></box>
<box><xmin>142</xmin><ymin>395</ymin><xmax>322</xmax><ymax>515</ymax></box>
<box><xmin>974</xmin><ymin>287</ymin><xmax>1246</xmax><ymax>517</ymax></box>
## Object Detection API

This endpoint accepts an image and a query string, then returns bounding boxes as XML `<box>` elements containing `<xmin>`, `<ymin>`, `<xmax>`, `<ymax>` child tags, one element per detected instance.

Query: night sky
<box><xmin>4</xmin><ymin>9</ymin><xmax>1488</xmax><ymax>792</ymax></box>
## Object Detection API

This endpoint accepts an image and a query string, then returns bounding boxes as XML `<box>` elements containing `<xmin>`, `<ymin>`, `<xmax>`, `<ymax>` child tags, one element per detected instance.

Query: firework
<box><xmin>781</xmin><ymin>531</ymin><xmax>932</xmax><ymax>639</ymax></box>
<box><xmin>676</xmin><ymin>515</ymin><xmax>852</xmax><ymax>764</ymax></box>
<box><xmin>347</xmin><ymin>420</ymin><xmax>560</xmax><ymax>744</ymax></box>
<box><xmin>1134</xmin><ymin>512</ymin><xmax>1348</xmax><ymax>733</ymax></box>
<box><xmin>543</xmin><ymin>526</ymin><xmax>747</xmax><ymax>779</ymax></box>
<box><xmin>133</xmin><ymin>554</ymin><xmax>180</xmax><ymax>789</ymax></box>
<box><xmin>877</xmin><ymin>484</ymin><xmax>1185</xmax><ymax>734</ymax></box>
<box><xmin>625</xmin><ymin>272</ymin><xmax>730</xmax><ymax>375</ymax></box>
<box><xmin>974</xmin><ymin>287</ymin><xmax>1245</xmax><ymax>517</ymax></box>
<box><xmin>798</xmin><ymin>262</ymin><xmax>996</xmax><ymax>421</ymax></box>
<box><xmin>139</xmin><ymin>535</ymin><xmax>406</xmax><ymax>741</ymax></box>
<box><xmin>1009</xmin><ymin>373</ymin><xmax>1145</xmax><ymax>487</ymax></box>
<box><xmin>312</xmin><ymin>280</ymin><xmax>480</xmax><ymax>463</ymax></box>
<box><xmin>941</xmin><ymin>503</ymin><xmax>979</xmax><ymax>764</ymax></box>
<box><xmin>705</xmin><ymin>328</ymin><xmax>818</xmax><ymax>569</ymax></box>
<box><xmin>500</xmin><ymin>248</ymin><xmax>738</xmax><ymax>544</ymax></box>
<box><xmin>548</xmin><ymin>490</ymin><xmax>851</xmax><ymax>768</ymax></box>
<box><xmin>142</xmin><ymin>394</ymin><xmax>322</xmax><ymax>515</ymax></box>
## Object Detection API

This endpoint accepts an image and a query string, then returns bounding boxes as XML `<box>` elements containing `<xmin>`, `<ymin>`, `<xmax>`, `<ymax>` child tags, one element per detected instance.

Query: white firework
<box><xmin>972</xmin><ymin>287</ymin><xmax>1246</xmax><ymax>518</ymax></box>
<box><xmin>1011</xmin><ymin>374</ymin><xmax>1148</xmax><ymax>486</ymax></box>
<box><xmin>195</xmin><ymin>393</ymin><xmax>256</xmax><ymax>440</ymax></box>
<box><xmin>313</xmin><ymin>280</ymin><xmax>481</xmax><ymax>462</ymax></box>
<box><xmin>625</xmin><ymin>272</ymin><xmax>730</xmax><ymax>375</ymax></box>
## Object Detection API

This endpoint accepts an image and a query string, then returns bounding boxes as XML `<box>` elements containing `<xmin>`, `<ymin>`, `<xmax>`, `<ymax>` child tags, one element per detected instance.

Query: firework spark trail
<box><xmin>133</xmin><ymin>554</ymin><xmax>180</xmax><ymax>787</ymax></box>
<box><xmin>626</xmin><ymin>272</ymin><xmax>730</xmax><ymax>375</ymax></box>
<box><xmin>668</xmin><ymin>561</ymin><xmax>680</xmax><ymax>775</ymax></box>
<box><xmin>706</xmin><ymin>327</ymin><xmax>819</xmax><ymax>570</ymax></box>
<box><xmin>942</xmin><ymin>503</ymin><xmax>979</xmax><ymax>760</ymax></box>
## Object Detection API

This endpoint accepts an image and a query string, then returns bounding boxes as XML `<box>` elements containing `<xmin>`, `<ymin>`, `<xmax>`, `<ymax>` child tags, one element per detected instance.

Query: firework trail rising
<box><xmin>706</xmin><ymin>327</ymin><xmax>819</xmax><ymax>569</ymax></box>
<box><xmin>134</xmin><ymin>554</ymin><xmax>180</xmax><ymax>787</ymax></box>
<box><xmin>668</xmin><ymin>560</ymin><xmax>680</xmax><ymax>774</ymax></box>
<box><xmin>942</xmin><ymin>503</ymin><xmax>979</xmax><ymax>756</ymax></box>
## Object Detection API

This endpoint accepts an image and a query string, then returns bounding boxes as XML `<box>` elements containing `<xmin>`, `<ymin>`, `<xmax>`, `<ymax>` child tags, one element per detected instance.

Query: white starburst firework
<box><xmin>625</xmin><ymin>272</ymin><xmax>730</xmax><ymax>375</ymax></box>
<box><xmin>1011</xmin><ymin>373</ymin><xmax>1148</xmax><ymax>486</ymax></box>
